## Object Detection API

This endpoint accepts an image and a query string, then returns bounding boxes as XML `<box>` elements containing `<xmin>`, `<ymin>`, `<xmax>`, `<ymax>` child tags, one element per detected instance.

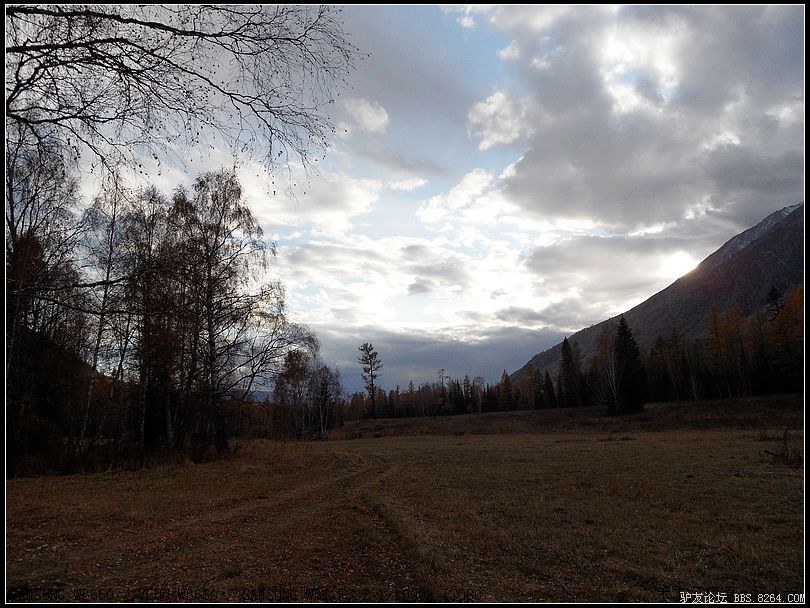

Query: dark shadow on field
<box><xmin>332</xmin><ymin>394</ymin><xmax>803</xmax><ymax>440</ymax></box>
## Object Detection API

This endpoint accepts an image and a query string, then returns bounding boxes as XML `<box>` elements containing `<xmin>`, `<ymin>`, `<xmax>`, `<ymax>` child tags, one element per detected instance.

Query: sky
<box><xmin>115</xmin><ymin>5</ymin><xmax>805</xmax><ymax>393</ymax></box>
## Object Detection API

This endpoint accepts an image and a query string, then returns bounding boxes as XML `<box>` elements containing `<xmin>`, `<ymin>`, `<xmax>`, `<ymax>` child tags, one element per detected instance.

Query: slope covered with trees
<box><xmin>512</xmin><ymin>204</ymin><xmax>804</xmax><ymax>383</ymax></box>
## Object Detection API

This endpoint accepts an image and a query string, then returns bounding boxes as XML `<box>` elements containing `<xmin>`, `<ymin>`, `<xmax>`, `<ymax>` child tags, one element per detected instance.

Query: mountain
<box><xmin>512</xmin><ymin>204</ymin><xmax>804</xmax><ymax>381</ymax></box>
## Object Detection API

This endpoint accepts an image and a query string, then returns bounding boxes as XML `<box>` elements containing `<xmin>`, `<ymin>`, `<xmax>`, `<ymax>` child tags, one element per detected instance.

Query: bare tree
<box><xmin>437</xmin><ymin>367</ymin><xmax>448</xmax><ymax>413</ymax></box>
<box><xmin>229</xmin><ymin>283</ymin><xmax>317</xmax><ymax>403</ymax></box>
<box><xmin>6</xmin><ymin>5</ymin><xmax>358</xmax><ymax>172</ymax></box>
<box><xmin>170</xmin><ymin>169</ymin><xmax>274</xmax><ymax>452</ymax></box>
<box><xmin>274</xmin><ymin>349</ymin><xmax>314</xmax><ymax>440</ymax></box>
<box><xmin>310</xmin><ymin>361</ymin><xmax>342</xmax><ymax>440</ymax></box>
<box><xmin>5</xmin><ymin>125</ymin><xmax>84</xmax><ymax>373</ymax></box>
<box><xmin>78</xmin><ymin>172</ymin><xmax>129</xmax><ymax>453</ymax></box>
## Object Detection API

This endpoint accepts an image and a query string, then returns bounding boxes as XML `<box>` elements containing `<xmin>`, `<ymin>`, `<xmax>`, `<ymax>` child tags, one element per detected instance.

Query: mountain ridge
<box><xmin>512</xmin><ymin>203</ymin><xmax>804</xmax><ymax>382</ymax></box>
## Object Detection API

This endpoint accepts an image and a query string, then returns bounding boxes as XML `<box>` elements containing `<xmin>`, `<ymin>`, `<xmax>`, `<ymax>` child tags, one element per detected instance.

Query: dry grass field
<box><xmin>6</xmin><ymin>395</ymin><xmax>804</xmax><ymax>602</ymax></box>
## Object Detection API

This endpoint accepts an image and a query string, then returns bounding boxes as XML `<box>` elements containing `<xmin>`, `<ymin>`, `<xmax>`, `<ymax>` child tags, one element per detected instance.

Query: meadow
<box><xmin>6</xmin><ymin>395</ymin><xmax>804</xmax><ymax>602</ymax></box>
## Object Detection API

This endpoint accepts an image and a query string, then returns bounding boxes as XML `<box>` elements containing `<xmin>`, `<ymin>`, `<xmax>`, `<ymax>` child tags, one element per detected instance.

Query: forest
<box><xmin>5</xmin><ymin>5</ymin><xmax>356</xmax><ymax>475</ymax></box>
<box><xmin>339</xmin><ymin>289</ymin><xmax>803</xmax><ymax>421</ymax></box>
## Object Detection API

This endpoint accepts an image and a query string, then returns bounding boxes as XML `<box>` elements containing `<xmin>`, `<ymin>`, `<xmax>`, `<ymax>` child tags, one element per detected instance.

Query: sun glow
<box><xmin>659</xmin><ymin>251</ymin><xmax>698</xmax><ymax>279</ymax></box>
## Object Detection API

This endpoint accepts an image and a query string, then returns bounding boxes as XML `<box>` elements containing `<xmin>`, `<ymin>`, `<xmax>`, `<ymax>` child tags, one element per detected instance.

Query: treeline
<box><xmin>527</xmin><ymin>288</ymin><xmax>803</xmax><ymax>411</ymax></box>
<box><xmin>6</xmin><ymin>142</ymin><xmax>323</xmax><ymax>474</ymax></box>
<box><xmin>341</xmin><ymin>286</ymin><xmax>803</xmax><ymax>421</ymax></box>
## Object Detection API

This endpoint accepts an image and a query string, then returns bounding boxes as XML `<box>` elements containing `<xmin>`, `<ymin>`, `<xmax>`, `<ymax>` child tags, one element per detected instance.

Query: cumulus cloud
<box><xmin>467</xmin><ymin>91</ymin><xmax>535</xmax><ymax>150</ymax></box>
<box><xmin>341</xmin><ymin>97</ymin><xmax>389</xmax><ymax>135</ymax></box>
<box><xmin>242</xmin><ymin>168</ymin><xmax>382</xmax><ymax>235</ymax></box>
<box><xmin>468</xmin><ymin>5</ymin><xmax>804</xmax><ymax>230</ymax></box>
<box><xmin>497</xmin><ymin>40</ymin><xmax>521</xmax><ymax>61</ymax></box>
<box><xmin>443</xmin><ymin>5</ymin><xmax>489</xmax><ymax>30</ymax></box>
<box><xmin>340</xmin><ymin>7</ymin><xmax>476</xmax><ymax>123</ymax></box>
<box><xmin>522</xmin><ymin>232</ymin><xmax>719</xmax><ymax>320</ymax></box>
<box><xmin>407</xmin><ymin>278</ymin><xmax>435</xmax><ymax>295</ymax></box>
<box><xmin>416</xmin><ymin>168</ymin><xmax>496</xmax><ymax>223</ymax></box>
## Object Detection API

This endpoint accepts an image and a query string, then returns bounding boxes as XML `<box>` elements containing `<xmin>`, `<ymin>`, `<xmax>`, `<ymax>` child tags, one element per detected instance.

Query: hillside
<box><xmin>513</xmin><ymin>204</ymin><xmax>804</xmax><ymax>381</ymax></box>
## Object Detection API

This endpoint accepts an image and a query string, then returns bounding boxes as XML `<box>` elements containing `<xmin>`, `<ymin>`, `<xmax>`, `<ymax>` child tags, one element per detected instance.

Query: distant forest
<box><xmin>340</xmin><ymin>287</ymin><xmax>803</xmax><ymax>421</ymax></box>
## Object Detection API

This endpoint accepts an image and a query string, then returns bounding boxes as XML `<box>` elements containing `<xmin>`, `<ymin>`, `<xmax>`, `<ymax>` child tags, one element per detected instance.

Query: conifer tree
<box><xmin>614</xmin><ymin>317</ymin><xmax>646</xmax><ymax>413</ymax></box>
<box><xmin>560</xmin><ymin>337</ymin><xmax>583</xmax><ymax>407</ymax></box>
<box><xmin>544</xmin><ymin>371</ymin><xmax>557</xmax><ymax>409</ymax></box>
<box><xmin>358</xmin><ymin>343</ymin><xmax>383</xmax><ymax>419</ymax></box>
<box><xmin>498</xmin><ymin>370</ymin><xmax>513</xmax><ymax>410</ymax></box>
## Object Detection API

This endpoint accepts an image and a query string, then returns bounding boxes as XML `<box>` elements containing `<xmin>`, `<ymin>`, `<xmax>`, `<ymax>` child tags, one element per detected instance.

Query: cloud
<box><xmin>352</xmin><ymin>145</ymin><xmax>449</xmax><ymax>184</ymax></box>
<box><xmin>407</xmin><ymin>278</ymin><xmax>435</xmax><ymax>295</ymax></box>
<box><xmin>467</xmin><ymin>91</ymin><xmax>535</xmax><ymax>150</ymax></box>
<box><xmin>530</xmin><ymin>298</ymin><xmax>612</xmax><ymax>333</ymax></box>
<box><xmin>244</xmin><ymin>168</ymin><xmax>382</xmax><ymax>235</ymax></box>
<box><xmin>521</xmin><ymin>231</ymin><xmax>721</xmax><ymax>321</ymax></box>
<box><xmin>458</xmin><ymin>15</ymin><xmax>475</xmax><ymax>29</ymax></box>
<box><xmin>341</xmin><ymin>97</ymin><xmax>390</xmax><ymax>135</ymax></box>
<box><xmin>494</xmin><ymin>306</ymin><xmax>547</xmax><ymax>326</ymax></box>
<box><xmin>386</xmin><ymin>177</ymin><xmax>427</xmax><ymax>191</ymax></box>
<box><xmin>232</xmin><ymin>6</ymin><xmax>803</xmax><ymax>390</ymax></box>
<box><xmin>416</xmin><ymin>168</ymin><xmax>495</xmax><ymax>223</ymax></box>
<box><xmin>443</xmin><ymin>5</ymin><xmax>490</xmax><ymax>30</ymax></box>
<box><xmin>311</xmin><ymin>323</ymin><xmax>567</xmax><ymax>393</ymax></box>
<box><xmin>497</xmin><ymin>40</ymin><xmax>521</xmax><ymax>61</ymax></box>
<box><xmin>702</xmin><ymin>146</ymin><xmax>804</xmax><ymax>226</ymax></box>
<box><xmin>340</xmin><ymin>6</ymin><xmax>477</xmax><ymax>123</ymax></box>
<box><xmin>466</xmin><ymin>5</ymin><xmax>804</xmax><ymax>231</ymax></box>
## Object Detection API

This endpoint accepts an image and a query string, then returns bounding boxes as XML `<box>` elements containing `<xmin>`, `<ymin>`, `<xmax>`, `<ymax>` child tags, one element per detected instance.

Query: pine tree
<box><xmin>765</xmin><ymin>285</ymin><xmax>783</xmax><ymax>321</ymax></box>
<box><xmin>358</xmin><ymin>343</ymin><xmax>383</xmax><ymax>419</ymax></box>
<box><xmin>614</xmin><ymin>317</ymin><xmax>646</xmax><ymax>414</ymax></box>
<box><xmin>544</xmin><ymin>371</ymin><xmax>557</xmax><ymax>409</ymax></box>
<box><xmin>498</xmin><ymin>370</ymin><xmax>513</xmax><ymax>410</ymax></box>
<box><xmin>559</xmin><ymin>337</ymin><xmax>583</xmax><ymax>407</ymax></box>
<box><xmin>531</xmin><ymin>366</ymin><xmax>544</xmax><ymax>409</ymax></box>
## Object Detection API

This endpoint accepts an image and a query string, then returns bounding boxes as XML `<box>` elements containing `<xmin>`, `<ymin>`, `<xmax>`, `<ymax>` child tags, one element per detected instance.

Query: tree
<box><xmin>559</xmin><ymin>337</ymin><xmax>583</xmax><ymax>407</ymax></box>
<box><xmin>529</xmin><ymin>366</ymin><xmax>544</xmax><ymax>409</ymax></box>
<box><xmin>6</xmin><ymin>5</ymin><xmax>358</xmax><ymax>172</ymax></box>
<box><xmin>595</xmin><ymin>326</ymin><xmax>620</xmax><ymax>415</ymax></box>
<box><xmin>706</xmin><ymin>306</ymin><xmax>750</xmax><ymax>398</ymax></box>
<box><xmin>473</xmin><ymin>376</ymin><xmax>485</xmax><ymax>413</ymax></box>
<box><xmin>310</xmin><ymin>362</ymin><xmax>343</xmax><ymax>439</ymax></box>
<box><xmin>766</xmin><ymin>285</ymin><xmax>803</xmax><ymax>391</ymax></box>
<box><xmin>765</xmin><ymin>285</ymin><xmax>783</xmax><ymax>321</ymax></box>
<box><xmin>498</xmin><ymin>370</ymin><xmax>513</xmax><ymax>410</ymax></box>
<box><xmin>6</xmin><ymin>125</ymin><xmax>85</xmax><ymax>372</ymax></box>
<box><xmin>77</xmin><ymin>173</ymin><xmax>130</xmax><ymax>454</ymax></box>
<box><xmin>614</xmin><ymin>317</ymin><xmax>646</xmax><ymax>414</ymax></box>
<box><xmin>5</xmin><ymin>5</ymin><xmax>357</xmax><ymax>471</ymax></box>
<box><xmin>358</xmin><ymin>342</ymin><xmax>383</xmax><ymax>419</ymax></box>
<box><xmin>274</xmin><ymin>350</ymin><xmax>313</xmax><ymax>439</ymax></box>
<box><xmin>5</xmin><ymin>125</ymin><xmax>91</xmax><ymax>474</ymax></box>
<box><xmin>544</xmin><ymin>371</ymin><xmax>557</xmax><ymax>409</ymax></box>
<box><xmin>436</xmin><ymin>368</ymin><xmax>449</xmax><ymax>414</ymax></box>
<box><xmin>167</xmin><ymin>169</ymin><xmax>308</xmax><ymax>452</ymax></box>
